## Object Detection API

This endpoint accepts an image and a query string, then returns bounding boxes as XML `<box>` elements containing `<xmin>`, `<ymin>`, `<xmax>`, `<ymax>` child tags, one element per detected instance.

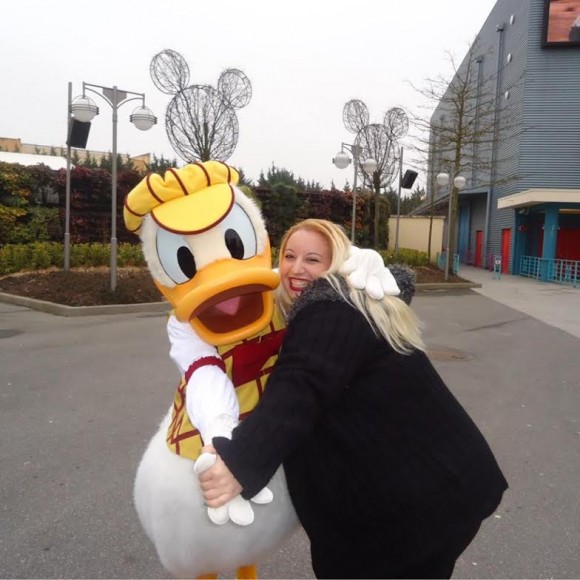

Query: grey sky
<box><xmin>1</xmin><ymin>0</ymin><xmax>496</xmax><ymax>189</ymax></box>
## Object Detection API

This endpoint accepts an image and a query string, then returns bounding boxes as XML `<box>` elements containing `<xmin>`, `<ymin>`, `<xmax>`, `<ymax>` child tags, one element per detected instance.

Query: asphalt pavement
<box><xmin>1</xmin><ymin>271</ymin><xmax>579</xmax><ymax>579</ymax></box>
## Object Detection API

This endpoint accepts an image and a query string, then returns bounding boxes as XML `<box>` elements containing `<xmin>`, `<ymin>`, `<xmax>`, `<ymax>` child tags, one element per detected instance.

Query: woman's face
<box><xmin>279</xmin><ymin>229</ymin><xmax>332</xmax><ymax>301</ymax></box>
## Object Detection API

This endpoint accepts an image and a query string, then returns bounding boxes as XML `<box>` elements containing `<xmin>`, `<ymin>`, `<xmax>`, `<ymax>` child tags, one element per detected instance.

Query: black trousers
<box><xmin>311</xmin><ymin>521</ymin><xmax>482</xmax><ymax>579</ymax></box>
<box><xmin>395</xmin><ymin>522</ymin><xmax>481</xmax><ymax>579</ymax></box>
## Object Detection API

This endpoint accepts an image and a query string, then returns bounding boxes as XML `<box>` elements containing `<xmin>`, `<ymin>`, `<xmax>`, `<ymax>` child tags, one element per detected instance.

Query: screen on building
<box><xmin>542</xmin><ymin>0</ymin><xmax>580</xmax><ymax>46</ymax></box>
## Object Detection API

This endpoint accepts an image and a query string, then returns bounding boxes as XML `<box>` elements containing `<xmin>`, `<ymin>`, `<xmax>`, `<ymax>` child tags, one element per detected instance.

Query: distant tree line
<box><xmin>0</xmin><ymin>161</ymin><xmax>424</xmax><ymax>248</ymax></box>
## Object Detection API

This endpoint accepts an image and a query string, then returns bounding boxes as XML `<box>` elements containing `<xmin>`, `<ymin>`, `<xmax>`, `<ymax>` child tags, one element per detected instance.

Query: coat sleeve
<box><xmin>213</xmin><ymin>299</ymin><xmax>377</xmax><ymax>499</ymax></box>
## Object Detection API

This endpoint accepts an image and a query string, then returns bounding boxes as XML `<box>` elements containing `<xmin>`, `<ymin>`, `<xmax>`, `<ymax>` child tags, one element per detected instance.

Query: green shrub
<box><xmin>0</xmin><ymin>240</ymin><xmax>426</xmax><ymax>276</ymax></box>
<box><xmin>379</xmin><ymin>248</ymin><xmax>429</xmax><ymax>267</ymax></box>
<box><xmin>270</xmin><ymin>246</ymin><xmax>279</xmax><ymax>267</ymax></box>
<box><xmin>269</xmin><ymin>245</ymin><xmax>428</xmax><ymax>270</ymax></box>
<box><xmin>0</xmin><ymin>241</ymin><xmax>145</xmax><ymax>275</ymax></box>
<box><xmin>118</xmin><ymin>243</ymin><xmax>145</xmax><ymax>266</ymax></box>
<box><xmin>0</xmin><ymin>206</ymin><xmax>27</xmax><ymax>243</ymax></box>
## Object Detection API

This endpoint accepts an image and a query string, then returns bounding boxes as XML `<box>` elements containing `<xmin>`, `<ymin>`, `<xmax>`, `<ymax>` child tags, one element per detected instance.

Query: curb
<box><xmin>1</xmin><ymin>281</ymin><xmax>482</xmax><ymax>317</ymax></box>
<box><xmin>416</xmin><ymin>282</ymin><xmax>482</xmax><ymax>291</ymax></box>
<box><xmin>0</xmin><ymin>292</ymin><xmax>171</xmax><ymax>317</ymax></box>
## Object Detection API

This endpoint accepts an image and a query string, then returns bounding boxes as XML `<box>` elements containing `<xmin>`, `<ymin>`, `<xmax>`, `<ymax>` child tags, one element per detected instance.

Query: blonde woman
<box><xmin>200</xmin><ymin>219</ymin><xmax>508</xmax><ymax>579</ymax></box>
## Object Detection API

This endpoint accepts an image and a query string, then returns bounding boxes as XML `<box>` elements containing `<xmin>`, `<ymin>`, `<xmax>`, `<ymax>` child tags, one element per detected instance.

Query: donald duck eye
<box><xmin>156</xmin><ymin>228</ymin><xmax>197</xmax><ymax>284</ymax></box>
<box><xmin>220</xmin><ymin>203</ymin><xmax>257</xmax><ymax>260</ymax></box>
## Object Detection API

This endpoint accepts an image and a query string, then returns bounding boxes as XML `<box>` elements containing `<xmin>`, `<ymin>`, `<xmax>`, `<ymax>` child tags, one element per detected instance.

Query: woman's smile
<box><xmin>279</xmin><ymin>229</ymin><xmax>332</xmax><ymax>299</ymax></box>
<box><xmin>288</xmin><ymin>277</ymin><xmax>310</xmax><ymax>293</ymax></box>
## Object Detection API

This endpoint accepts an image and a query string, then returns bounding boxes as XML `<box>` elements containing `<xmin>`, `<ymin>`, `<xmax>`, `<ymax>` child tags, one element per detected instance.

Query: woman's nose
<box><xmin>290</xmin><ymin>259</ymin><xmax>304</xmax><ymax>273</ymax></box>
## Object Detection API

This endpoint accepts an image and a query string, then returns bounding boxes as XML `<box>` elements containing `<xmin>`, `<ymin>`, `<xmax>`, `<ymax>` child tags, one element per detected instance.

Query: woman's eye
<box><xmin>220</xmin><ymin>203</ymin><xmax>257</xmax><ymax>260</ymax></box>
<box><xmin>156</xmin><ymin>228</ymin><xmax>197</xmax><ymax>284</ymax></box>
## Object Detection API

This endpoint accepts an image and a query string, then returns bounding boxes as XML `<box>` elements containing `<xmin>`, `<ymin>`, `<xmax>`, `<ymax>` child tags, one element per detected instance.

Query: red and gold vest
<box><xmin>166</xmin><ymin>307</ymin><xmax>287</xmax><ymax>460</ymax></box>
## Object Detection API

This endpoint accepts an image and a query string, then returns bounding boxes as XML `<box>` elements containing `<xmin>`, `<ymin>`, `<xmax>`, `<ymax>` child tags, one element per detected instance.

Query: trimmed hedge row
<box><xmin>0</xmin><ymin>242</ymin><xmax>429</xmax><ymax>276</ymax></box>
<box><xmin>0</xmin><ymin>242</ymin><xmax>145</xmax><ymax>275</ymax></box>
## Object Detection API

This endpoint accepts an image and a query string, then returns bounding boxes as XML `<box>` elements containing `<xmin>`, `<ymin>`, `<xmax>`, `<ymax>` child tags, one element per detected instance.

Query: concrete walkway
<box><xmin>456</xmin><ymin>265</ymin><xmax>580</xmax><ymax>339</ymax></box>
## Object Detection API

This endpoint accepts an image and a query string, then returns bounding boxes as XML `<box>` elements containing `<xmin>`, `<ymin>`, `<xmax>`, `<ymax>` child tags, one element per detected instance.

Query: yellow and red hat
<box><xmin>124</xmin><ymin>160</ymin><xmax>239</xmax><ymax>235</ymax></box>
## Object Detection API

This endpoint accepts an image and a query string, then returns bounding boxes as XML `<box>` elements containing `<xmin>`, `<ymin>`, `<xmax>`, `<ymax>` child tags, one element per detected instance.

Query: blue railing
<box><xmin>520</xmin><ymin>256</ymin><xmax>579</xmax><ymax>288</ymax></box>
<box><xmin>437</xmin><ymin>252</ymin><xmax>460</xmax><ymax>275</ymax></box>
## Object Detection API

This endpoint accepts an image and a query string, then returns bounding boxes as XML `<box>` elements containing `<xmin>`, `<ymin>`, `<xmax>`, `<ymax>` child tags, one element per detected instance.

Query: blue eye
<box><xmin>156</xmin><ymin>228</ymin><xmax>197</xmax><ymax>284</ymax></box>
<box><xmin>219</xmin><ymin>203</ymin><xmax>257</xmax><ymax>260</ymax></box>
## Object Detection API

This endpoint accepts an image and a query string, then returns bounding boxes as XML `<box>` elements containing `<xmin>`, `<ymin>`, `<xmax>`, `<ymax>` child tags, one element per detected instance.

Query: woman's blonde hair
<box><xmin>275</xmin><ymin>218</ymin><xmax>425</xmax><ymax>354</ymax></box>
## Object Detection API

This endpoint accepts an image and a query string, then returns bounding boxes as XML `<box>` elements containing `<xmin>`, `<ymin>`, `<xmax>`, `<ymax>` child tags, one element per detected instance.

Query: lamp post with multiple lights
<box><xmin>67</xmin><ymin>82</ymin><xmax>156</xmax><ymax>291</ymax></box>
<box><xmin>436</xmin><ymin>171</ymin><xmax>466</xmax><ymax>280</ymax></box>
<box><xmin>332</xmin><ymin>143</ymin><xmax>377</xmax><ymax>242</ymax></box>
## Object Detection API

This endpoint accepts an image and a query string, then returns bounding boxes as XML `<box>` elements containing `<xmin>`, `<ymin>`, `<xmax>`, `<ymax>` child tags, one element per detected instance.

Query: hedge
<box><xmin>0</xmin><ymin>242</ymin><xmax>145</xmax><ymax>275</ymax></box>
<box><xmin>0</xmin><ymin>241</ymin><xmax>429</xmax><ymax>276</ymax></box>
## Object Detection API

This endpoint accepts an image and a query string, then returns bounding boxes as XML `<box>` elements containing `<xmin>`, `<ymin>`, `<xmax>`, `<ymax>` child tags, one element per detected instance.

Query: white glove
<box><xmin>340</xmin><ymin>246</ymin><xmax>401</xmax><ymax>300</ymax></box>
<box><xmin>194</xmin><ymin>451</ymin><xmax>273</xmax><ymax>527</ymax></box>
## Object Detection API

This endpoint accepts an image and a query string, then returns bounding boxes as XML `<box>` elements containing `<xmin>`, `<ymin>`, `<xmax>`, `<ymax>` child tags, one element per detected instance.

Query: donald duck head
<box><xmin>124</xmin><ymin>160</ymin><xmax>280</xmax><ymax>346</ymax></box>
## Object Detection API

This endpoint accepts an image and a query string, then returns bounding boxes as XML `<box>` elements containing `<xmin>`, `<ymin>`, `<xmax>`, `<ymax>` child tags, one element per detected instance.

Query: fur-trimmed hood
<box><xmin>387</xmin><ymin>264</ymin><xmax>416</xmax><ymax>305</ymax></box>
<box><xmin>287</xmin><ymin>264</ymin><xmax>416</xmax><ymax>324</ymax></box>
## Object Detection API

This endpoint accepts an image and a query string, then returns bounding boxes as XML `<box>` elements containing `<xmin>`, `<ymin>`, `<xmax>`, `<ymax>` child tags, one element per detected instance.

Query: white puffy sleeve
<box><xmin>167</xmin><ymin>314</ymin><xmax>239</xmax><ymax>442</ymax></box>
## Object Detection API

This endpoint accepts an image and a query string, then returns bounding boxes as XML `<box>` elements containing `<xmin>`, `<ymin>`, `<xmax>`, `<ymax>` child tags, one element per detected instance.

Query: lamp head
<box><xmin>453</xmin><ymin>175</ymin><xmax>467</xmax><ymax>190</ymax></box>
<box><xmin>71</xmin><ymin>95</ymin><xmax>99</xmax><ymax>122</ymax></box>
<box><xmin>130</xmin><ymin>106</ymin><xmax>157</xmax><ymax>131</ymax></box>
<box><xmin>332</xmin><ymin>151</ymin><xmax>351</xmax><ymax>170</ymax></box>
<box><xmin>362</xmin><ymin>158</ymin><xmax>378</xmax><ymax>175</ymax></box>
<box><xmin>436</xmin><ymin>172</ymin><xmax>450</xmax><ymax>187</ymax></box>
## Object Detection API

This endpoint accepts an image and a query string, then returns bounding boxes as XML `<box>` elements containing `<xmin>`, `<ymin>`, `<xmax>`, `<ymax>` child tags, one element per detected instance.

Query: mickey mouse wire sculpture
<box><xmin>150</xmin><ymin>49</ymin><xmax>252</xmax><ymax>163</ymax></box>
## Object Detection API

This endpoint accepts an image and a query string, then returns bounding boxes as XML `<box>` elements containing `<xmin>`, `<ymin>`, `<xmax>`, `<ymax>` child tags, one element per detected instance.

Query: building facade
<box><xmin>0</xmin><ymin>137</ymin><xmax>151</xmax><ymax>173</ymax></box>
<box><xmin>424</xmin><ymin>0</ymin><xmax>580</xmax><ymax>284</ymax></box>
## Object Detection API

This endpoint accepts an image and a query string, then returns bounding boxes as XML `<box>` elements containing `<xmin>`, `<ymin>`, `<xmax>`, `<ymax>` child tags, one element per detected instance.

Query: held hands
<box><xmin>340</xmin><ymin>246</ymin><xmax>401</xmax><ymax>300</ymax></box>
<box><xmin>194</xmin><ymin>447</ymin><xmax>273</xmax><ymax>527</ymax></box>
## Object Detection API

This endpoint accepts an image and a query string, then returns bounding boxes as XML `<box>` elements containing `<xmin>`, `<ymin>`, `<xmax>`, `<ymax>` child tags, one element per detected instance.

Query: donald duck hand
<box><xmin>195</xmin><ymin>452</ymin><xmax>273</xmax><ymax>527</ymax></box>
<box><xmin>340</xmin><ymin>246</ymin><xmax>401</xmax><ymax>300</ymax></box>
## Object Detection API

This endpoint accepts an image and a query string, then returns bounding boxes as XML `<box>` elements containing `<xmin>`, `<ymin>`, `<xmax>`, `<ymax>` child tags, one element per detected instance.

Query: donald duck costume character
<box><xmin>123</xmin><ymin>160</ymin><xmax>402</xmax><ymax>578</ymax></box>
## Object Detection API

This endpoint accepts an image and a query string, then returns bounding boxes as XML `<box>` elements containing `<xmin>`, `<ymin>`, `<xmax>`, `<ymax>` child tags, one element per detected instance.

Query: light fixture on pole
<box><xmin>69</xmin><ymin>82</ymin><xmax>156</xmax><ymax>291</ymax></box>
<box><xmin>395</xmin><ymin>146</ymin><xmax>404</xmax><ymax>257</ymax></box>
<box><xmin>333</xmin><ymin>143</ymin><xmax>377</xmax><ymax>242</ymax></box>
<box><xmin>394</xmin><ymin>147</ymin><xmax>419</xmax><ymax>257</ymax></box>
<box><xmin>436</xmin><ymin>171</ymin><xmax>466</xmax><ymax>281</ymax></box>
<box><xmin>64</xmin><ymin>82</ymin><xmax>73</xmax><ymax>272</ymax></box>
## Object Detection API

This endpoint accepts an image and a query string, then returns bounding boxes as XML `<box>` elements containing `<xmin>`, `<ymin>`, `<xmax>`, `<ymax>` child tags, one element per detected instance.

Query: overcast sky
<box><xmin>1</xmin><ymin>0</ymin><xmax>497</xmax><ymax>190</ymax></box>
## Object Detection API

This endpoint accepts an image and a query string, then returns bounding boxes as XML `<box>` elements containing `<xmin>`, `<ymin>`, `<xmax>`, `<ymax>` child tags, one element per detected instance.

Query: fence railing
<box><xmin>520</xmin><ymin>256</ymin><xmax>579</xmax><ymax>288</ymax></box>
<box><xmin>437</xmin><ymin>252</ymin><xmax>460</xmax><ymax>275</ymax></box>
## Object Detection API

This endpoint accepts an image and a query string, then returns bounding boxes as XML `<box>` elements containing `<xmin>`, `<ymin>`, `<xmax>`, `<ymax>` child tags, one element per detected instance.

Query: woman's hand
<box><xmin>198</xmin><ymin>446</ymin><xmax>243</xmax><ymax>508</ymax></box>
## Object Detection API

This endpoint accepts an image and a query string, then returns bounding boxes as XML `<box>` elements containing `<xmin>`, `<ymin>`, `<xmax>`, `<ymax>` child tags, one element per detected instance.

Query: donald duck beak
<box><xmin>157</xmin><ymin>246</ymin><xmax>280</xmax><ymax>347</ymax></box>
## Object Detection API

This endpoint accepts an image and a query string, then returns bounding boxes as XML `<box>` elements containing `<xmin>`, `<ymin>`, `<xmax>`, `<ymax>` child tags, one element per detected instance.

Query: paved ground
<box><xmin>459</xmin><ymin>265</ymin><xmax>580</xmax><ymax>339</ymax></box>
<box><xmin>1</xmin><ymin>273</ymin><xmax>579</xmax><ymax>579</ymax></box>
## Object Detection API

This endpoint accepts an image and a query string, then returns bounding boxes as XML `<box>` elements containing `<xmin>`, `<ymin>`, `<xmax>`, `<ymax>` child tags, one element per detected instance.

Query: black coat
<box><xmin>214</xmin><ymin>278</ymin><xmax>508</xmax><ymax>577</ymax></box>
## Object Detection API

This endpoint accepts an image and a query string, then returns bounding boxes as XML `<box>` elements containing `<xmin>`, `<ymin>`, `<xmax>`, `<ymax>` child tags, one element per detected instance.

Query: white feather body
<box><xmin>134</xmin><ymin>408</ymin><xmax>299</xmax><ymax>577</ymax></box>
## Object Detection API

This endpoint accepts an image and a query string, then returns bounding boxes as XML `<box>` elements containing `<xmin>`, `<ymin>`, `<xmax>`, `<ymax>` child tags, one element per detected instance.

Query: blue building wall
<box><xmin>431</xmin><ymin>0</ymin><xmax>580</xmax><ymax>273</ymax></box>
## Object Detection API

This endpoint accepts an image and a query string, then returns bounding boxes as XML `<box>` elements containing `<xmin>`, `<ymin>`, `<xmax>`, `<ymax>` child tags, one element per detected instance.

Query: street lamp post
<box><xmin>333</xmin><ymin>143</ymin><xmax>377</xmax><ymax>242</ymax></box>
<box><xmin>394</xmin><ymin>146</ymin><xmax>404</xmax><ymax>256</ymax></box>
<box><xmin>69</xmin><ymin>82</ymin><xmax>156</xmax><ymax>291</ymax></box>
<box><xmin>64</xmin><ymin>82</ymin><xmax>73</xmax><ymax>271</ymax></box>
<box><xmin>436</xmin><ymin>171</ymin><xmax>466</xmax><ymax>281</ymax></box>
<box><xmin>394</xmin><ymin>147</ymin><xmax>418</xmax><ymax>258</ymax></box>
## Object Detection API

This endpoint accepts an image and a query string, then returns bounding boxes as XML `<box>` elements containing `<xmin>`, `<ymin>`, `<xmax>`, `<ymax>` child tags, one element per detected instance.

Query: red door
<box><xmin>475</xmin><ymin>230</ymin><xmax>483</xmax><ymax>267</ymax></box>
<box><xmin>501</xmin><ymin>228</ymin><xmax>511</xmax><ymax>274</ymax></box>
<box><xmin>556</xmin><ymin>229</ymin><xmax>580</xmax><ymax>260</ymax></box>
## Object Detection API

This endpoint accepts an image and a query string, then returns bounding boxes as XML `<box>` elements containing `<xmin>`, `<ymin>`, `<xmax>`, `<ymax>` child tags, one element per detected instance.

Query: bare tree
<box><xmin>343</xmin><ymin>100</ymin><xmax>408</xmax><ymax>248</ymax></box>
<box><xmin>150</xmin><ymin>49</ymin><xmax>252</xmax><ymax>163</ymax></box>
<box><xmin>409</xmin><ymin>37</ymin><xmax>519</xmax><ymax>271</ymax></box>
